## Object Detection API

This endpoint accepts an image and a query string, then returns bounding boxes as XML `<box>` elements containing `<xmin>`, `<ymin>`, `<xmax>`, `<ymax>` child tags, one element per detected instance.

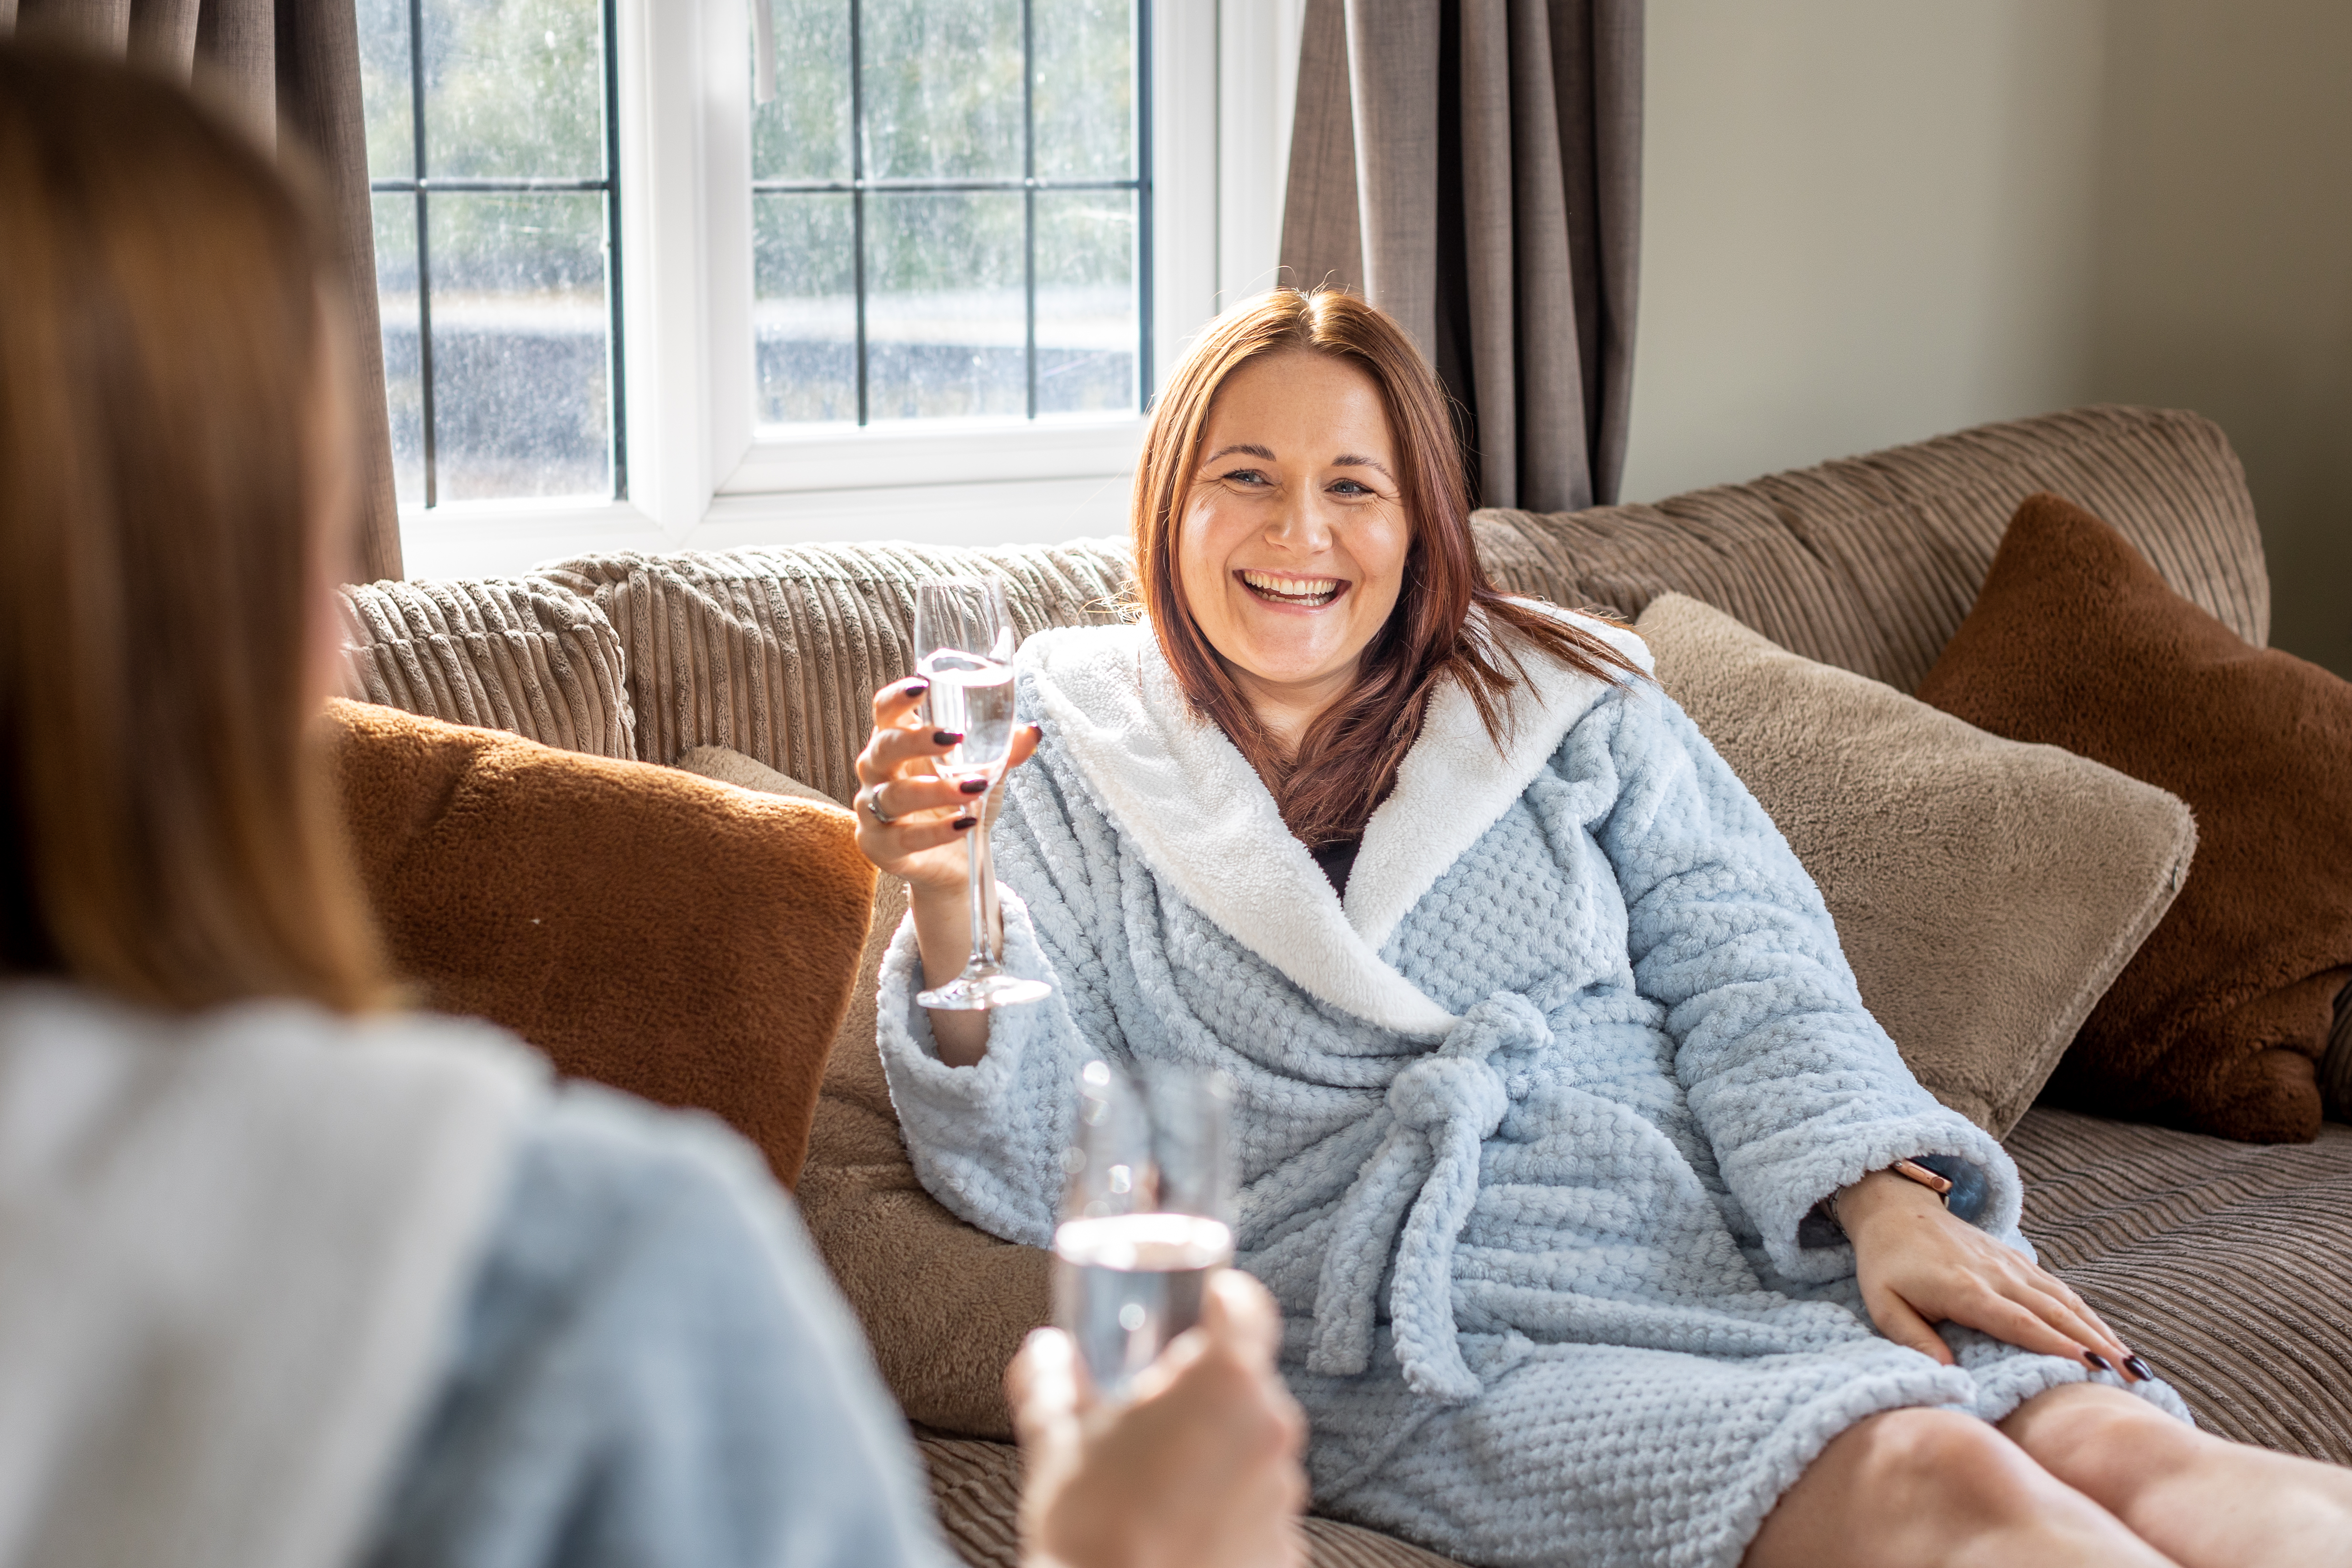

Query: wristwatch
<box><xmin>1795</xmin><ymin>1154</ymin><xmax>1990</xmax><ymax>1248</ymax></box>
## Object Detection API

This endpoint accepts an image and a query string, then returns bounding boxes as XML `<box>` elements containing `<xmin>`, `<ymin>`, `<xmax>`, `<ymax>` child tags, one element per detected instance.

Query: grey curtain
<box><xmin>1281</xmin><ymin>0</ymin><xmax>1643</xmax><ymax>514</ymax></box>
<box><xmin>1</xmin><ymin>0</ymin><xmax>406</xmax><ymax>580</ymax></box>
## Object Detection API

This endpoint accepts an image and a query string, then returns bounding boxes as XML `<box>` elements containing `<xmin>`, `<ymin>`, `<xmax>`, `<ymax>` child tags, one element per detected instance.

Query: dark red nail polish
<box><xmin>958</xmin><ymin>778</ymin><xmax>988</xmax><ymax>794</ymax></box>
<box><xmin>934</xmin><ymin>728</ymin><xmax>963</xmax><ymax>746</ymax></box>
<box><xmin>2083</xmin><ymin>1352</ymin><xmax>2113</xmax><ymax>1373</ymax></box>
<box><xmin>2123</xmin><ymin>1355</ymin><xmax>2153</xmax><ymax>1381</ymax></box>
<box><xmin>952</xmin><ymin>814</ymin><xmax>978</xmax><ymax>830</ymax></box>
<box><xmin>904</xmin><ymin>676</ymin><xmax>929</xmax><ymax>696</ymax></box>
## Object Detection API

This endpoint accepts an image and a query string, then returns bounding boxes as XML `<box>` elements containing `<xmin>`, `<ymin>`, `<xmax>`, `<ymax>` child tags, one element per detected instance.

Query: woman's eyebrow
<box><xmin>1203</xmin><ymin>443</ymin><xmax>1277</xmax><ymax>464</ymax></box>
<box><xmin>1332</xmin><ymin>453</ymin><xmax>1395</xmax><ymax>480</ymax></box>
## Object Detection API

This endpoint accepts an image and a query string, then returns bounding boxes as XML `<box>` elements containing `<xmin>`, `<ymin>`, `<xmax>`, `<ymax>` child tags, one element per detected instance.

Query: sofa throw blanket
<box><xmin>0</xmin><ymin>984</ymin><xmax>541</xmax><ymax>1568</ymax></box>
<box><xmin>877</xmin><ymin>614</ymin><xmax>2190</xmax><ymax>1568</ymax></box>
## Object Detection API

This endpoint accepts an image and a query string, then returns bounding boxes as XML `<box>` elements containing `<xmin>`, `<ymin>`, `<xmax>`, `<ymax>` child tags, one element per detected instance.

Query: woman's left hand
<box><xmin>1837</xmin><ymin>1169</ymin><xmax>2144</xmax><ymax>1378</ymax></box>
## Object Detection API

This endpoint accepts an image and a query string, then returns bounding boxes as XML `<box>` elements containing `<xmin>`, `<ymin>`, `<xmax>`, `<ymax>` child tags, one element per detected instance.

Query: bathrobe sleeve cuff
<box><xmin>873</xmin><ymin>884</ymin><xmax>1081</xmax><ymax>1248</ymax></box>
<box><xmin>1728</xmin><ymin>1106</ymin><xmax>2026</xmax><ymax>1283</ymax></box>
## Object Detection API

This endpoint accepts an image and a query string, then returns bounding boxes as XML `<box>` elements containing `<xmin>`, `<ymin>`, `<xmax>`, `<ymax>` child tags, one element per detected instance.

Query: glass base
<box><xmin>918</xmin><ymin>966</ymin><xmax>1053</xmax><ymax>1011</ymax></box>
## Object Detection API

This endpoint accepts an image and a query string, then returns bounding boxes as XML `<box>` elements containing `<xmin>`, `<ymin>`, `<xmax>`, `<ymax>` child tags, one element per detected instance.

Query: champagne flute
<box><xmin>1054</xmin><ymin>1059</ymin><xmax>1237</xmax><ymax>1401</ymax></box>
<box><xmin>913</xmin><ymin>579</ymin><xmax>1051</xmax><ymax>1011</ymax></box>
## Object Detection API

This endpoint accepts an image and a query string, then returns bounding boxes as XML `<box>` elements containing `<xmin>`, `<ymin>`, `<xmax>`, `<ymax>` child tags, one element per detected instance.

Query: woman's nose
<box><xmin>1265</xmin><ymin>490</ymin><xmax>1333</xmax><ymax>554</ymax></box>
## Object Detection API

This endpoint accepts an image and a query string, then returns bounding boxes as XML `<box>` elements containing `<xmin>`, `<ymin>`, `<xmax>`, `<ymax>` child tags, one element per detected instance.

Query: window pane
<box><xmin>359</xmin><ymin>0</ymin><xmax>415</xmax><ymax>180</ymax></box>
<box><xmin>754</xmin><ymin>193</ymin><xmax>856</xmax><ymax>426</ymax></box>
<box><xmin>753</xmin><ymin>0</ymin><xmax>851</xmax><ymax>183</ymax></box>
<box><xmin>1032</xmin><ymin>0</ymin><xmax>1132</xmax><ymax>181</ymax></box>
<box><xmin>372</xmin><ymin>194</ymin><xmax>427</xmax><ymax>503</ymax></box>
<box><xmin>422</xmin><ymin>0</ymin><xmax>604</xmax><ymax>180</ymax></box>
<box><xmin>861</xmin><ymin>0</ymin><xmax>1022</xmax><ymax>180</ymax></box>
<box><xmin>427</xmin><ymin>192</ymin><xmax>611</xmax><ymax>499</ymax></box>
<box><xmin>866</xmin><ymin>191</ymin><xmax>1023</xmax><ymax>421</ymax></box>
<box><xmin>1035</xmin><ymin>190</ymin><xmax>1135</xmax><ymax>415</ymax></box>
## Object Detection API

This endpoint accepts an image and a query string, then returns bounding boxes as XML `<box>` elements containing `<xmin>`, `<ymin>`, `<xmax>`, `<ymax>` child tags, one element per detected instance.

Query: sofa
<box><xmin>337</xmin><ymin>404</ymin><xmax>2352</xmax><ymax>1568</ymax></box>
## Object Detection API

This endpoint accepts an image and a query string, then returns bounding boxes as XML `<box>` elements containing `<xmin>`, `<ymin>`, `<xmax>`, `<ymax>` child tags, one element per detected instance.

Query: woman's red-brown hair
<box><xmin>1131</xmin><ymin>288</ymin><xmax>1642</xmax><ymax>847</ymax></box>
<box><xmin>0</xmin><ymin>44</ymin><xmax>390</xmax><ymax>1012</ymax></box>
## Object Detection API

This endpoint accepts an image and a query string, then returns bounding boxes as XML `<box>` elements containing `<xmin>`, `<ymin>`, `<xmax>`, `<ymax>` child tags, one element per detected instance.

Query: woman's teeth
<box><xmin>1239</xmin><ymin>570</ymin><xmax>1343</xmax><ymax>607</ymax></box>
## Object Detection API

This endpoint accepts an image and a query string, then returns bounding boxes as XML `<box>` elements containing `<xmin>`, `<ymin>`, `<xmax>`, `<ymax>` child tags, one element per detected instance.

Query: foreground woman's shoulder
<box><xmin>365</xmin><ymin>1082</ymin><xmax>953</xmax><ymax>1568</ymax></box>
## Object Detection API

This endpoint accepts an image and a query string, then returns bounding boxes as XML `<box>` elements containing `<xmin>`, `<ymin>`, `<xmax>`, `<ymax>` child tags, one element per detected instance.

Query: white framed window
<box><xmin>376</xmin><ymin>0</ymin><xmax>1290</xmax><ymax>580</ymax></box>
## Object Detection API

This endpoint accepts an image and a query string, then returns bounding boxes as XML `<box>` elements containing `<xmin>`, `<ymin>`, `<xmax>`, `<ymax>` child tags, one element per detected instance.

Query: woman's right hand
<box><xmin>1009</xmin><ymin>1269</ymin><xmax>1308</xmax><ymax>1568</ymax></box>
<box><xmin>853</xmin><ymin>673</ymin><xmax>1041</xmax><ymax>893</ymax></box>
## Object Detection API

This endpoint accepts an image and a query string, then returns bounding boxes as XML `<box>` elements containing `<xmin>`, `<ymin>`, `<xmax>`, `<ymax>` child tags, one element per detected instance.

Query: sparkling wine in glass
<box><xmin>1054</xmin><ymin>1059</ymin><xmax>1237</xmax><ymax>1401</ymax></box>
<box><xmin>913</xmin><ymin>579</ymin><xmax>1051</xmax><ymax>1011</ymax></box>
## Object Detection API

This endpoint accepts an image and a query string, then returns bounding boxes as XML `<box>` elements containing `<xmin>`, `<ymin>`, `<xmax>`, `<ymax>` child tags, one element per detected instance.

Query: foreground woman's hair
<box><xmin>0</xmin><ymin>46</ymin><xmax>388</xmax><ymax>1012</ymax></box>
<box><xmin>1131</xmin><ymin>288</ymin><xmax>1643</xmax><ymax>846</ymax></box>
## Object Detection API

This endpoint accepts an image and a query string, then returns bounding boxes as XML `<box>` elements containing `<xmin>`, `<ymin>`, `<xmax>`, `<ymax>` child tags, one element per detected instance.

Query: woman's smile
<box><xmin>1234</xmin><ymin>568</ymin><xmax>1350</xmax><ymax>610</ymax></box>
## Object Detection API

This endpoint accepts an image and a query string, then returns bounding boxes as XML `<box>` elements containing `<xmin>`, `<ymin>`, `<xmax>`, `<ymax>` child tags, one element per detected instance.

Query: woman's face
<box><xmin>1176</xmin><ymin>350</ymin><xmax>1410</xmax><ymax>721</ymax></box>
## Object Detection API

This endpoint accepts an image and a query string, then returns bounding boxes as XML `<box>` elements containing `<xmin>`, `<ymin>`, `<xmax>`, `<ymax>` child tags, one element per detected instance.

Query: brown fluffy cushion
<box><xmin>675</xmin><ymin>746</ymin><xmax>1049</xmax><ymax>1438</ymax></box>
<box><xmin>1638</xmin><ymin>594</ymin><xmax>2196</xmax><ymax>1136</ymax></box>
<box><xmin>1915</xmin><ymin>493</ymin><xmax>2352</xmax><ymax>1142</ymax></box>
<box><xmin>327</xmin><ymin>701</ymin><xmax>874</xmax><ymax>1186</ymax></box>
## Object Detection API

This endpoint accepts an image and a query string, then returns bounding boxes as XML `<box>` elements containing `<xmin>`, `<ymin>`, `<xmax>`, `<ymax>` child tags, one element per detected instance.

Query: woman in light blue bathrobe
<box><xmin>852</xmin><ymin>291</ymin><xmax>2352</xmax><ymax>1568</ymax></box>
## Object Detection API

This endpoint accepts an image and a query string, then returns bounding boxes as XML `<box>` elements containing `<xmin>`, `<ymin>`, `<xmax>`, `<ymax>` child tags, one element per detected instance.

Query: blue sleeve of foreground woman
<box><xmin>363</xmin><ymin>1083</ymin><xmax>956</xmax><ymax>1568</ymax></box>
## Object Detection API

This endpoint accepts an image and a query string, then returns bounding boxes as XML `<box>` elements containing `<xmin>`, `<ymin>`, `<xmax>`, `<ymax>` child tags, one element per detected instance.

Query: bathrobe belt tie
<box><xmin>1306</xmin><ymin>992</ymin><xmax>1549</xmax><ymax>1402</ymax></box>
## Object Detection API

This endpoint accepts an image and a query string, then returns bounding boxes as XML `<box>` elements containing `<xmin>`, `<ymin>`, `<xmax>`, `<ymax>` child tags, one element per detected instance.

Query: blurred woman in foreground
<box><xmin>0</xmin><ymin>43</ymin><xmax>1302</xmax><ymax>1568</ymax></box>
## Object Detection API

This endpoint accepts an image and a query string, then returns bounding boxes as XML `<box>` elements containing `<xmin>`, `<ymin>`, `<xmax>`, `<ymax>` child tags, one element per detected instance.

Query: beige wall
<box><xmin>1625</xmin><ymin>0</ymin><xmax>2352</xmax><ymax>675</ymax></box>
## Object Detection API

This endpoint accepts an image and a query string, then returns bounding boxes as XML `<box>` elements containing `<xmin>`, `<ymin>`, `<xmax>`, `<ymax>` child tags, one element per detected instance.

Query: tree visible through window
<box><xmin>360</xmin><ymin>0</ymin><xmax>622</xmax><ymax>505</ymax></box>
<box><xmin>751</xmin><ymin>0</ymin><xmax>1148</xmax><ymax>428</ymax></box>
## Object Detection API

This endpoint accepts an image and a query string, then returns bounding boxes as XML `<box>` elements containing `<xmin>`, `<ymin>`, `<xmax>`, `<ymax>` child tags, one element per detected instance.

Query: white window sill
<box><xmin>395</xmin><ymin>471</ymin><xmax>1137</xmax><ymax>582</ymax></box>
<box><xmin>719</xmin><ymin>413</ymin><xmax>1148</xmax><ymax>495</ymax></box>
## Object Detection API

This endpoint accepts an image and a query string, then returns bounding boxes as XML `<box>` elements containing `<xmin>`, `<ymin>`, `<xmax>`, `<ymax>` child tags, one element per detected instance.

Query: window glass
<box><xmin>1035</xmin><ymin>188</ymin><xmax>1137</xmax><ymax>415</ymax></box>
<box><xmin>866</xmin><ymin>191</ymin><xmax>1027</xmax><ymax>421</ymax></box>
<box><xmin>429</xmin><ymin>193</ymin><xmax>612</xmax><ymax>500</ymax></box>
<box><xmin>751</xmin><ymin>0</ymin><xmax>852</xmax><ymax>183</ymax></box>
<box><xmin>752</xmin><ymin>0</ymin><xmax>1146</xmax><ymax>431</ymax></box>
<box><xmin>861</xmin><ymin>0</ymin><xmax>1024</xmax><ymax>181</ymax></box>
<box><xmin>362</xmin><ymin>0</ymin><xmax>621</xmax><ymax>507</ymax></box>
<box><xmin>753</xmin><ymin>194</ymin><xmax>858</xmax><ymax>425</ymax></box>
<box><xmin>1031</xmin><ymin>0</ymin><xmax>1133</xmax><ymax>182</ymax></box>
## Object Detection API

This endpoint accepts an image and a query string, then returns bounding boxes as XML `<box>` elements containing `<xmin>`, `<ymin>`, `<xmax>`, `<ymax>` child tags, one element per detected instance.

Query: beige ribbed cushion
<box><xmin>915</xmin><ymin>1436</ymin><xmax>1469</xmax><ymax>1568</ymax></box>
<box><xmin>544</xmin><ymin>540</ymin><xmax>1134</xmax><ymax>798</ymax></box>
<box><xmin>2010</xmin><ymin>1108</ymin><xmax>2352</xmax><ymax>1461</ymax></box>
<box><xmin>335</xmin><ymin>577</ymin><xmax>635</xmax><ymax>759</ymax></box>
<box><xmin>1639</xmin><ymin>594</ymin><xmax>2196</xmax><ymax>1137</ymax></box>
<box><xmin>1473</xmin><ymin>405</ymin><xmax>2268</xmax><ymax>693</ymax></box>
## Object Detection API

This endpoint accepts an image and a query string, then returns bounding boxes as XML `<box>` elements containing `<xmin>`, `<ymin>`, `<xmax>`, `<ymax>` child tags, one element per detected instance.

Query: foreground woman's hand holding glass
<box><xmin>1012</xmin><ymin>1269</ymin><xmax>1307</xmax><ymax>1568</ymax></box>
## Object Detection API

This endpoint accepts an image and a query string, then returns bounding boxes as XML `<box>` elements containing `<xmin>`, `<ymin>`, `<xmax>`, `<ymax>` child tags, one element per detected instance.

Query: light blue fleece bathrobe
<box><xmin>878</xmin><ymin>611</ymin><xmax>2186</xmax><ymax>1568</ymax></box>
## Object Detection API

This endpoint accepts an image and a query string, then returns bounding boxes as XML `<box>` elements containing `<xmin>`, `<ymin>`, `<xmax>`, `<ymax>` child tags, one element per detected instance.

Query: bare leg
<box><xmin>2001</xmin><ymin>1382</ymin><xmax>2352</xmax><ymax>1568</ymax></box>
<box><xmin>1744</xmin><ymin>1406</ymin><xmax>2175</xmax><ymax>1568</ymax></box>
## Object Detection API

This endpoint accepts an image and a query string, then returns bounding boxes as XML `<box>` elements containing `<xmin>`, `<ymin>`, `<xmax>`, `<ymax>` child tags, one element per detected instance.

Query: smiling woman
<box><xmin>852</xmin><ymin>288</ymin><xmax>2352</xmax><ymax>1568</ymax></box>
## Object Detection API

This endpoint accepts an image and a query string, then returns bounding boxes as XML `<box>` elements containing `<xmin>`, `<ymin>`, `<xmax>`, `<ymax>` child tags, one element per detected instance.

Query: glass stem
<box><xmin>965</xmin><ymin>808</ymin><xmax>996</xmax><ymax>973</ymax></box>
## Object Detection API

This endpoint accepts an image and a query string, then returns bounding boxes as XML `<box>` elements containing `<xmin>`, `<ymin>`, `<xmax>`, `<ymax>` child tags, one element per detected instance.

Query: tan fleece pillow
<box><xmin>1636</xmin><ymin>594</ymin><xmax>2197</xmax><ymax>1136</ymax></box>
<box><xmin>675</xmin><ymin>746</ymin><xmax>1051</xmax><ymax>1438</ymax></box>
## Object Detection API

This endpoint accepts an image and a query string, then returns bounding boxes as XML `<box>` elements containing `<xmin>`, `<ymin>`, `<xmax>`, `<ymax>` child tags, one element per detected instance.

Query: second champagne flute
<box><xmin>914</xmin><ymin>578</ymin><xmax>1051</xmax><ymax>1011</ymax></box>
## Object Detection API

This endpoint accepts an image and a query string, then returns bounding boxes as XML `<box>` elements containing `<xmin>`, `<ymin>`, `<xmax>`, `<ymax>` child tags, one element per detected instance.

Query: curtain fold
<box><xmin>1281</xmin><ymin>0</ymin><xmax>1643</xmax><ymax>513</ymax></box>
<box><xmin>5</xmin><ymin>0</ymin><xmax>405</xmax><ymax>580</ymax></box>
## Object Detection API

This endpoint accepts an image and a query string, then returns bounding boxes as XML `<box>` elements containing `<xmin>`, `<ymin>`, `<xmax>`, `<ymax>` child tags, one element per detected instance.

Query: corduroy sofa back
<box><xmin>335</xmin><ymin>406</ymin><xmax>2268</xmax><ymax>785</ymax></box>
<box><xmin>1474</xmin><ymin>403</ymin><xmax>2267</xmax><ymax>693</ymax></box>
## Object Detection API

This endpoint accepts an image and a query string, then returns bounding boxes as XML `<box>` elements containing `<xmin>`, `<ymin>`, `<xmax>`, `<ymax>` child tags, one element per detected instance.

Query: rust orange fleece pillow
<box><xmin>326</xmin><ymin>699</ymin><xmax>874</xmax><ymax>1185</ymax></box>
<box><xmin>1915</xmin><ymin>494</ymin><xmax>2352</xmax><ymax>1142</ymax></box>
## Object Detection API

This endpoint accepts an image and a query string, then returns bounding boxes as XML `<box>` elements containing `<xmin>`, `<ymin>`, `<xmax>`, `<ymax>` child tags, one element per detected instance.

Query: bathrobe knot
<box><xmin>1307</xmin><ymin>993</ymin><xmax>1551</xmax><ymax>1402</ymax></box>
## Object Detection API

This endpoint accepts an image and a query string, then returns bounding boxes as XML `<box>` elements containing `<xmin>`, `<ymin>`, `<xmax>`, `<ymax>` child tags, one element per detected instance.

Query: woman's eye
<box><xmin>1329</xmin><ymin>479</ymin><xmax>1372</xmax><ymax>496</ymax></box>
<box><xmin>1222</xmin><ymin>468</ymin><xmax>1270</xmax><ymax>487</ymax></box>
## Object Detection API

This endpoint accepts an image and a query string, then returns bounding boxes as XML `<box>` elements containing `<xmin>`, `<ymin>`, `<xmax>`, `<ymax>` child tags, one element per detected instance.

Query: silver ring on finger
<box><xmin>860</xmin><ymin>783</ymin><xmax>898</xmax><ymax>828</ymax></box>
